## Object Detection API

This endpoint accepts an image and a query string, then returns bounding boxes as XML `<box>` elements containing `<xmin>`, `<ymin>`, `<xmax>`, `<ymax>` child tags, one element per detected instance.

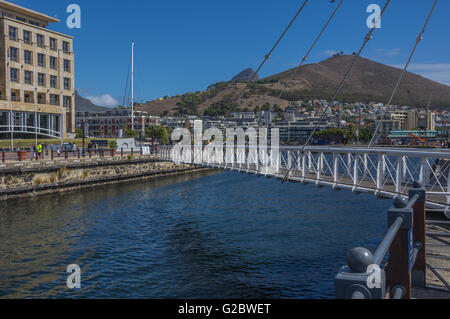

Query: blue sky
<box><xmin>10</xmin><ymin>0</ymin><xmax>450</xmax><ymax>107</ymax></box>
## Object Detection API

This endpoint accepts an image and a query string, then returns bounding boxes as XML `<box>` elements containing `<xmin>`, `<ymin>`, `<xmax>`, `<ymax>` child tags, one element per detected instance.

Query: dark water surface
<box><xmin>0</xmin><ymin>171</ymin><xmax>392</xmax><ymax>299</ymax></box>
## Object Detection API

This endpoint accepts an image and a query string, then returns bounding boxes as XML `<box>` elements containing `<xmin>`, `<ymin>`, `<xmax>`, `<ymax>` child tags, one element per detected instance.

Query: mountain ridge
<box><xmin>133</xmin><ymin>55</ymin><xmax>450</xmax><ymax>116</ymax></box>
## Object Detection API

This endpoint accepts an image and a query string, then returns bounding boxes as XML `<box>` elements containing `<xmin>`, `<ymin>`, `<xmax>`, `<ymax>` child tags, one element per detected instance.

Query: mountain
<box><xmin>232</xmin><ymin>68</ymin><xmax>259</xmax><ymax>82</ymax></box>
<box><xmin>135</xmin><ymin>55</ymin><xmax>450</xmax><ymax>116</ymax></box>
<box><xmin>75</xmin><ymin>91</ymin><xmax>111</xmax><ymax>113</ymax></box>
<box><xmin>265</xmin><ymin>55</ymin><xmax>450</xmax><ymax>108</ymax></box>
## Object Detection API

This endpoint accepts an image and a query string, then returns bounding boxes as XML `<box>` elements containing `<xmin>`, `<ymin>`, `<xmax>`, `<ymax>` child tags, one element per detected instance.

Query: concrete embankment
<box><xmin>0</xmin><ymin>156</ymin><xmax>208</xmax><ymax>200</ymax></box>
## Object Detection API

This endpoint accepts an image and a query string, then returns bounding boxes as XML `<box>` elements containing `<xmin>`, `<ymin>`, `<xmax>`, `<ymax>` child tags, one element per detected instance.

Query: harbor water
<box><xmin>0</xmin><ymin>170</ymin><xmax>391</xmax><ymax>299</ymax></box>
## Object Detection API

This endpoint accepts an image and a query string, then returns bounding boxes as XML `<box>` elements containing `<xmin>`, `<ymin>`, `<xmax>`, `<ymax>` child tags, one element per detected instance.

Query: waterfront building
<box><xmin>0</xmin><ymin>1</ymin><xmax>75</xmax><ymax>139</ymax></box>
<box><xmin>75</xmin><ymin>110</ymin><xmax>159</xmax><ymax>138</ymax></box>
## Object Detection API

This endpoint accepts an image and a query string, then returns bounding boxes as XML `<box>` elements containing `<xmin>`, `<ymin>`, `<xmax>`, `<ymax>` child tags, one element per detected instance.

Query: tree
<box><xmin>145</xmin><ymin>125</ymin><xmax>169</xmax><ymax>145</ymax></box>
<box><xmin>125</xmin><ymin>129</ymin><xmax>137</xmax><ymax>138</ymax></box>
<box><xmin>75</xmin><ymin>128</ymin><xmax>83</xmax><ymax>139</ymax></box>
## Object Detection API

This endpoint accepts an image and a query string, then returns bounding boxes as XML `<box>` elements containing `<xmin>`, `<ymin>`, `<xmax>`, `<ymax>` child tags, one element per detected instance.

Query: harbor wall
<box><xmin>0</xmin><ymin>157</ymin><xmax>205</xmax><ymax>200</ymax></box>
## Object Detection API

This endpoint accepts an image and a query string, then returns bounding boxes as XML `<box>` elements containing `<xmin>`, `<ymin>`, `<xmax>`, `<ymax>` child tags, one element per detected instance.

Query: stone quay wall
<box><xmin>0</xmin><ymin>156</ymin><xmax>204</xmax><ymax>200</ymax></box>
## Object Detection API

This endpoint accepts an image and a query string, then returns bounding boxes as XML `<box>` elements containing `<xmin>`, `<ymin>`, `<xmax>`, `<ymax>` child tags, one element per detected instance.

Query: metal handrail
<box><xmin>373</xmin><ymin>216</ymin><xmax>404</xmax><ymax>266</ymax></box>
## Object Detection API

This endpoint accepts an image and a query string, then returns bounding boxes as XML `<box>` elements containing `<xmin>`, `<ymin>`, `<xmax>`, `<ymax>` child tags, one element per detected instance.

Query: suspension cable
<box><xmin>237</xmin><ymin>0</ymin><xmax>310</xmax><ymax>99</ymax></box>
<box><xmin>281</xmin><ymin>0</ymin><xmax>392</xmax><ymax>182</ymax></box>
<box><xmin>369</xmin><ymin>0</ymin><xmax>439</xmax><ymax>148</ymax></box>
<box><xmin>276</xmin><ymin>0</ymin><xmax>344</xmax><ymax>100</ymax></box>
<box><xmin>122</xmin><ymin>56</ymin><xmax>131</xmax><ymax>107</ymax></box>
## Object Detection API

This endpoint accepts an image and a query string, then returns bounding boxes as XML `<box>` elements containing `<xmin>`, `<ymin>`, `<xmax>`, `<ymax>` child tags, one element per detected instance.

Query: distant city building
<box><xmin>0</xmin><ymin>1</ymin><xmax>75</xmax><ymax>139</ymax></box>
<box><xmin>76</xmin><ymin>110</ymin><xmax>159</xmax><ymax>137</ymax></box>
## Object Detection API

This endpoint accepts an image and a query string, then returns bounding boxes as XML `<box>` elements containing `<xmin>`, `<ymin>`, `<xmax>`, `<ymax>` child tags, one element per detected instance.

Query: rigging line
<box><xmin>276</xmin><ymin>0</ymin><xmax>344</xmax><ymax>100</ymax></box>
<box><xmin>122</xmin><ymin>54</ymin><xmax>131</xmax><ymax>107</ymax></box>
<box><xmin>237</xmin><ymin>0</ymin><xmax>310</xmax><ymax>99</ymax></box>
<box><xmin>281</xmin><ymin>0</ymin><xmax>391</xmax><ymax>183</ymax></box>
<box><xmin>369</xmin><ymin>0</ymin><xmax>438</xmax><ymax>148</ymax></box>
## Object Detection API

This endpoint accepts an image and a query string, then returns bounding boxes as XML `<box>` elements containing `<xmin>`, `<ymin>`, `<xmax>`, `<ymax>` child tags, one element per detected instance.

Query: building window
<box><xmin>9</xmin><ymin>47</ymin><xmax>18</xmax><ymax>61</ymax></box>
<box><xmin>29</xmin><ymin>20</ymin><xmax>40</xmax><ymax>27</ymax></box>
<box><xmin>50</xmin><ymin>37</ymin><xmax>57</xmax><ymax>51</ymax></box>
<box><xmin>10</xmin><ymin>68</ymin><xmax>18</xmax><ymax>82</ymax></box>
<box><xmin>50</xmin><ymin>94</ymin><xmax>59</xmax><ymax>105</ymax></box>
<box><xmin>16</xmin><ymin>16</ymin><xmax>25</xmax><ymax>22</ymax></box>
<box><xmin>38</xmin><ymin>53</ymin><xmax>45</xmax><ymax>67</ymax></box>
<box><xmin>63</xmin><ymin>96</ymin><xmax>72</xmax><ymax>108</ymax></box>
<box><xmin>24</xmin><ymin>71</ymin><xmax>33</xmax><ymax>85</ymax></box>
<box><xmin>50</xmin><ymin>56</ymin><xmax>57</xmax><ymax>69</ymax></box>
<box><xmin>37</xmin><ymin>34</ymin><xmax>44</xmax><ymax>48</ymax></box>
<box><xmin>63</xmin><ymin>41</ymin><xmax>70</xmax><ymax>54</ymax></box>
<box><xmin>9</xmin><ymin>26</ymin><xmax>17</xmax><ymax>41</ymax></box>
<box><xmin>64</xmin><ymin>59</ymin><xmax>71</xmax><ymax>72</ymax></box>
<box><xmin>50</xmin><ymin>75</ymin><xmax>57</xmax><ymax>88</ymax></box>
<box><xmin>38</xmin><ymin>73</ymin><xmax>45</xmax><ymax>86</ymax></box>
<box><xmin>64</xmin><ymin>78</ymin><xmax>71</xmax><ymax>90</ymax></box>
<box><xmin>24</xmin><ymin>50</ymin><xmax>32</xmax><ymax>64</ymax></box>
<box><xmin>23</xmin><ymin>30</ymin><xmax>31</xmax><ymax>44</ymax></box>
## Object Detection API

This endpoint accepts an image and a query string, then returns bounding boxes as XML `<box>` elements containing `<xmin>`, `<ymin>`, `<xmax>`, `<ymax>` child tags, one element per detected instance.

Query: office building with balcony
<box><xmin>0</xmin><ymin>1</ymin><xmax>75</xmax><ymax>139</ymax></box>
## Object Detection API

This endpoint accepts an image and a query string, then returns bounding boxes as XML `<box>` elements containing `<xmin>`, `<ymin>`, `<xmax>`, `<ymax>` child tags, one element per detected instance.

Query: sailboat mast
<box><xmin>131</xmin><ymin>41</ymin><xmax>135</xmax><ymax>131</ymax></box>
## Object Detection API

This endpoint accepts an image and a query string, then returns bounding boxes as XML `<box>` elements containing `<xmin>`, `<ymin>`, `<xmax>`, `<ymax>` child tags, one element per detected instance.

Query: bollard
<box><xmin>410</xmin><ymin>181</ymin><xmax>426</xmax><ymax>288</ymax></box>
<box><xmin>131</xmin><ymin>148</ymin><xmax>134</xmax><ymax>156</ymax></box>
<box><xmin>78</xmin><ymin>150</ymin><xmax>81</xmax><ymax>159</ymax></box>
<box><xmin>51</xmin><ymin>150</ymin><xmax>54</xmax><ymax>160</ymax></box>
<box><xmin>65</xmin><ymin>150</ymin><xmax>68</xmax><ymax>159</ymax></box>
<box><xmin>2</xmin><ymin>150</ymin><xmax>5</xmax><ymax>163</ymax></box>
<box><xmin>121</xmin><ymin>148</ymin><xmax>124</xmax><ymax>158</ymax></box>
<box><xmin>89</xmin><ymin>150</ymin><xmax>92</xmax><ymax>158</ymax></box>
<box><xmin>387</xmin><ymin>204</ymin><xmax>413</xmax><ymax>299</ymax></box>
<box><xmin>140</xmin><ymin>147</ymin><xmax>143</xmax><ymax>156</ymax></box>
<box><xmin>334</xmin><ymin>247</ymin><xmax>386</xmax><ymax>299</ymax></box>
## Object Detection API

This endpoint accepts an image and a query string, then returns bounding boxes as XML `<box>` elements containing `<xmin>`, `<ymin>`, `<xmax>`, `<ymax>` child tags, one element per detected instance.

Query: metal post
<box><xmin>410</xmin><ymin>182</ymin><xmax>426</xmax><ymax>288</ymax></box>
<box><xmin>388</xmin><ymin>229</ymin><xmax>411</xmax><ymax>298</ymax></box>
<box><xmin>387</xmin><ymin>206</ymin><xmax>413</xmax><ymax>299</ymax></box>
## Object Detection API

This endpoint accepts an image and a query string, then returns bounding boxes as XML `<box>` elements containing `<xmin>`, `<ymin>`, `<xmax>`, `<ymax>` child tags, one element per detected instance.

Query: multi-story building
<box><xmin>0</xmin><ymin>1</ymin><xmax>75</xmax><ymax>139</ymax></box>
<box><xmin>76</xmin><ymin>110</ymin><xmax>160</xmax><ymax>138</ymax></box>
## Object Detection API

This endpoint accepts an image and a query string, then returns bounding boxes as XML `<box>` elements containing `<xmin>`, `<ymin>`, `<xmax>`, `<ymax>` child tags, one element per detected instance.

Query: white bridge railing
<box><xmin>158</xmin><ymin>145</ymin><xmax>450</xmax><ymax>210</ymax></box>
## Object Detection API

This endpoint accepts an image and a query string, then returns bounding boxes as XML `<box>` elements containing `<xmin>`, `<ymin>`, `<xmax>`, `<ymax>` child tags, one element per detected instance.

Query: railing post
<box><xmin>410</xmin><ymin>181</ymin><xmax>426</xmax><ymax>288</ymax></box>
<box><xmin>333</xmin><ymin>152</ymin><xmax>339</xmax><ymax>184</ymax></box>
<box><xmin>387</xmin><ymin>205</ymin><xmax>414</xmax><ymax>299</ymax></box>
<box><xmin>395</xmin><ymin>158</ymin><xmax>402</xmax><ymax>194</ymax></box>
<box><xmin>353</xmin><ymin>155</ymin><xmax>359</xmax><ymax>191</ymax></box>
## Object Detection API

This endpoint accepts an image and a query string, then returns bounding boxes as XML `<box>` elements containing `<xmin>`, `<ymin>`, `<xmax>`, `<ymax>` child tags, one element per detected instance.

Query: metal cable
<box><xmin>281</xmin><ymin>0</ymin><xmax>391</xmax><ymax>182</ymax></box>
<box><xmin>122</xmin><ymin>56</ymin><xmax>131</xmax><ymax>107</ymax></box>
<box><xmin>237</xmin><ymin>0</ymin><xmax>310</xmax><ymax>99</ymax></box>
<box><xmin>276</xmin><ymin>0</ymin><xmax>344</xmax><ymax>100</ymax></box>
<box><xmin>369</xmin><ymin>0</ymin><xmax>439</xmax><ymax>148</ymax></box>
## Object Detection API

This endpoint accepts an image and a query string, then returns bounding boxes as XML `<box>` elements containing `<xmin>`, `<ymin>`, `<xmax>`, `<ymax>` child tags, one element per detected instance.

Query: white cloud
<box><xmin>86</xmin><ymin>94</ymin><xmax>120</xmax><ymax>107</ymax></box>
<box><xmin>391</xmin><ymin>63</ymin><xmax>450</xmax><ymax>86</ymax></box>
<box><xmin>322</xmin><ymin>50</ymin><xmax>339</xmax><ymax>57</ymax></box>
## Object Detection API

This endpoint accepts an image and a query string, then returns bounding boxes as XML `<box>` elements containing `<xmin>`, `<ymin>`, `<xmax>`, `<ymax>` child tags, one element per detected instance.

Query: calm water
<box><xmin>0</xmin><ymin>171</ymin><xmax>392</xmax><ymax>299</ymax></box>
